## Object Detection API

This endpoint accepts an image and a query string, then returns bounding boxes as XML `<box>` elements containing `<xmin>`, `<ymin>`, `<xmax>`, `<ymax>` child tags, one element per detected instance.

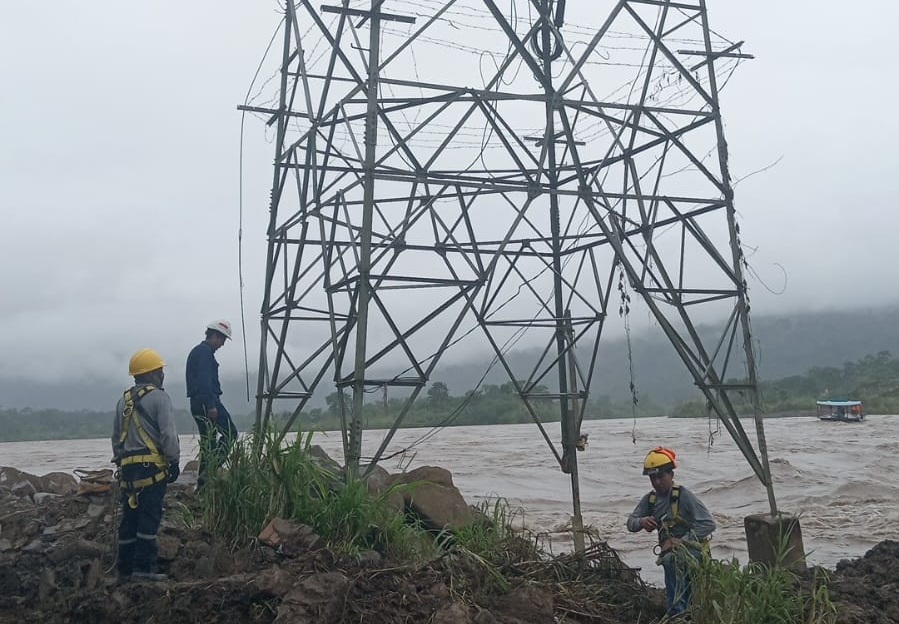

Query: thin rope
<box><xmin>238</xmin><ymin>17</ymin><xmax>285</xmax><ymax>402</ymax></box>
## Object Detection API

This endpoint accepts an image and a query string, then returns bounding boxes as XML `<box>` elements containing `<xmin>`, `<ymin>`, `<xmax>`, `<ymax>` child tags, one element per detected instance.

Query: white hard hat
<box><xmin>207</xmin><ymin>319</ymin><xmax>233</xmax><ymax>340</ymax></box>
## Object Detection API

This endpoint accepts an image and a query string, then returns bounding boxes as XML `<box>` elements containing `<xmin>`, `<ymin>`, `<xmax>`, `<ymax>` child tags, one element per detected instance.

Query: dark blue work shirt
<box><xmin>185</xmin><ymin>341</ymin><xmax>222</xmax><ymax>409</ymax></box>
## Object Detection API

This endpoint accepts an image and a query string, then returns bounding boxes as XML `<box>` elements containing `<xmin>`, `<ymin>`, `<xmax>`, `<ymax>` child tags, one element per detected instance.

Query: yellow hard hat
<box><xmin>128</xmin><ymin>349</ymin><xmax>165</xmax><ymax>376</ymax></box>
<box><xmin>643</xmin><ymin>446</ymin><xmax>677</xmax><ymax>475</ymax></box>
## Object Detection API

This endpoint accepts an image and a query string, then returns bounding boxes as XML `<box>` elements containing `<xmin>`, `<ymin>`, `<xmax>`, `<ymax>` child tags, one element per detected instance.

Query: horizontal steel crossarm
<box><xmin>628</xmin><ymin>0</ymin><xmax>700</xmax><ymax>10</ymax></box>
<box><xmin>269</xmin><ymin>202</ymin><xmax>728</xmax><ymax>261</ymax></box>
<box><xmin>277</xmin><ymin>72</ymin><xmax>712</xmax><ymax>117</ymax></box>
<box><xmin>525</xmin><ymin>392</ymin><xmax>583</xmax><ymax>400</ymax></box>
<box><xmin>275</xmin><ymin>116</ymin><xmax>713</xmax><ymax>192</ymax></box>
<box><xmin>636</xmin><ymin>287</ymin><xmax>738</xmax><ymax>296</ymax></box>
<box><xmin>257</xmin><ymin>391</ymin><xmax>312</xmax><ymax>400</ymax></box>
<box><xmin>284</xmin><ymin>114</ymin><xmax>714</xmax><ymax>188</ymax></box>
<box><xmin>264</xmin><ymin>306</ymin><xmax>351</xmax><ymax>320</ymax></box>
<box><xmin>275</xmin><ymin>165</ymin><xmax>724</xmax><ymax>203</ymax></box>
<box><xmin>679</xmin><ymin>40</ymin><xmax>753</xmax><ymax>72</ymax></box>
<box><xmin>651</xmin><ymin>292</ymin><xmax>738</xmax><ymax>307</ymax></box>
<box><xmin>319</xmin><ymin>4</ymin><xmax>415</xmax><ymax>24</ymax></box>
<box><xmin>335</xmin><ymin>377</ymin><xmax>426</xmax><ymax>388</ymax></box>
<box><xmin>482</xmin><ymin>317</ymin><xmax>602</xmax><ymax>328</ymax></box>
<box><xmin>326</xmin><ymin>275</ymin><xmax>481</xmax><ymax>292</ymax></box>
<box><xmin>338</xmin><ymin>94</ymin><xmax>710</xmax><ymax>119</ymax></box>
<box><xmin>282</xmin><ymin>201</ymin><xmax>727</xmax><ymax>257</ymax></box>
<box><xmin>703</xmin><ymin>383</ymin><xmax>756</xmax><ymax>390</ymax></box>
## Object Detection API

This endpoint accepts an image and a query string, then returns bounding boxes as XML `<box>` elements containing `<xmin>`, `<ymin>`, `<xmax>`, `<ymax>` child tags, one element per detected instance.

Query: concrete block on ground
<box><xmin>744</xmin><ymin>513</ymin><xmax>806</xmax><ymax>570</ymax></box>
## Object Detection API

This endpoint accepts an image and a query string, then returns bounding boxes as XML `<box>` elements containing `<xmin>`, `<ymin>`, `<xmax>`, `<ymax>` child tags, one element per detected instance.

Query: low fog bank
<box><xmin>3</xmin><ymin>305</ymin><xmax>898</xmax><ymax>412</ymax></box>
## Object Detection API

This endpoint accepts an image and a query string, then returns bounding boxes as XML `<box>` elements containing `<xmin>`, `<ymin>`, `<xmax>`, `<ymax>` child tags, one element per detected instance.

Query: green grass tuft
<box><xmin>199</xmin><ymin>427</ymin><xmax>433</xmax><ymax>558</ymax></box>
<box><xmin>688</xmin><ymin>535</ymin><xmax>836</xmax><ymax>624</ymax></box>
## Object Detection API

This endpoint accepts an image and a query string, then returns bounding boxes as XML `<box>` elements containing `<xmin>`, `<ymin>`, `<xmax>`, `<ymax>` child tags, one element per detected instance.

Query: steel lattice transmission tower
<box><xmin>247</xmin><ymin>0</ymin><xmax>777</xmax><ymax>518</ymax></box>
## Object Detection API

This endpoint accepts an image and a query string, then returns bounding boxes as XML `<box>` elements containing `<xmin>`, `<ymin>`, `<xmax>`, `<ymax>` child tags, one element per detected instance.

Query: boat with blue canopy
<box><xmin>816</xmin><ymin>399</ymin><xmax>864</xmax><ymax>422</ymax></box>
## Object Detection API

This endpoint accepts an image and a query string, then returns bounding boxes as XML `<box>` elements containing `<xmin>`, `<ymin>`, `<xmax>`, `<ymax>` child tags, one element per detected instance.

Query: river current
<box><xmin>2</xmin><ymin>415</ymin><xmax>895</xmax><ymax>586</ymax></box>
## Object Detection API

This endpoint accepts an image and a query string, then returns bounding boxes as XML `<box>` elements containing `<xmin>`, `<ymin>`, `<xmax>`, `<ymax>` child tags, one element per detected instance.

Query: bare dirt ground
<box><xmin>0</xmin><ymin>469</ymin><xmax>895</xmax><ymax>623</ymax></box>
<box><xmin>827</xmin><ymin>540</ymin><xmax>899</xmax><ymax>624</ymax></box>
<box><xmin>0</xmin><ymin>475</ymin><xmax>662</xmax><ymax>624</ymax></box>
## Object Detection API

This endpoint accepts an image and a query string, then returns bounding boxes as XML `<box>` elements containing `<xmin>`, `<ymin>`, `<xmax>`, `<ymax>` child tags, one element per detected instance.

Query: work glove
<box><xmin>167</xmin><ymin>462</ymin><xmax>180</xmax><ymax>483</ymax></box>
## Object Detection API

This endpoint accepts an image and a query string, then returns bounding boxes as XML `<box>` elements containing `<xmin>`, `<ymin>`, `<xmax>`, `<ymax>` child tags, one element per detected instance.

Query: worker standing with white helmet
<box><xmin>185</xmin><ymin>319</ymin><xmax>237</xmax><ymax>490</ymax></box>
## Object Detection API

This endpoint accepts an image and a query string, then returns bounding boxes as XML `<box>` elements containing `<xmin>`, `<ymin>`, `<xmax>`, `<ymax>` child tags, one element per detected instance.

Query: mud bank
<box><xmin>0</xmin><ymin>466</ymin><xmax>895</xmax><ymax>623</ymax></box>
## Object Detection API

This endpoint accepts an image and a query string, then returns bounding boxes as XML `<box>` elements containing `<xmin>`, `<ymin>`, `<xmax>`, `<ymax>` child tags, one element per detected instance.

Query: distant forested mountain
<box><xmin>2</xmin><ymin>305</ymin><xmax>898</xmax><ymax>412</ymax></box>
<box><xmin>435</xmin><ymin>305</ymin><xmax>899</xmax><ymax>408</ymax></box>
<box><xmin>3</xmin><ymin>349</ymin><xmax>899</xmax><ymax>442</ymax></box>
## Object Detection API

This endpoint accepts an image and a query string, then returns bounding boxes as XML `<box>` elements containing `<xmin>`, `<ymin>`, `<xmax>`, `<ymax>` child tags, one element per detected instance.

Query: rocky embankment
<box><xmin>0</xmin><ymin>463</ymin><xmax>895</xmax><ymax>623</ymax></box>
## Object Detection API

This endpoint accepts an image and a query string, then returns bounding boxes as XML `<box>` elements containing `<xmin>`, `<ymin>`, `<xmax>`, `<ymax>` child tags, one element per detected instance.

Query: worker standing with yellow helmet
<box><xmin>627</xmin><ymin>447</ymin><xmax>715</xmax><ymax>619</ymax></box>
<box><xmin>112</xmin><ymin>349</ymin><xmax>180</xmax><ymax>582</ymax></box>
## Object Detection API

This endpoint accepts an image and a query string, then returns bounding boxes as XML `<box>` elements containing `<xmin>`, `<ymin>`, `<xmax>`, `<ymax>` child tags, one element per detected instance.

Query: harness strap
<box><xmin>123</xmin><ymin>470</ymin><xmax>169</xmax><ymax>509</ymax></box>
<box><xmin>120</xmin><ymin>454</ymin><xmax>166</xmax><ymax>466</ymax></box>
<box><xmin>122</xmin><ymin>470</ymin><xmax>168</xmax><ymax>492</ymax></box>
<box><xmin>118</xmin><ymin>386</ymin><xmax>167</xmax><ymax>468</ymax></box>
<box><xmin>648</xmin><ymin>484</ymin><xmax>680</xmax><ymax>519</ymax></box>
<box><xmin>649</xmin><ymin>485</ymin><xmax>687</xmax><ymax>542</ymax></box>
<box><xmin>116</xmin><ymin>386</ymin><xmax>169</xmax><ymax>499</ymax></box>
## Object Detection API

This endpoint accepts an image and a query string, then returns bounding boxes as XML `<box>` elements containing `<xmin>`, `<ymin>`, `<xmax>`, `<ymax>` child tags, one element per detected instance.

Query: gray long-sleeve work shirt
<box><xmin>112</xmin><ymin>384</ymin><xmax>180</xmax><ymax>464</ymax></box>
<box><xmin>626</xmin><ymin>484</ymin><xmax>716</xmax><ymax>543</ymax></box>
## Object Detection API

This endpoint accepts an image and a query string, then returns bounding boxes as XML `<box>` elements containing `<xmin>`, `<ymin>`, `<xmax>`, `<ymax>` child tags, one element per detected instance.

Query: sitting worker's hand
<box><xmin>206</xmin><ymin>407</ymin><xmax>218</xmax><ymax>421</ymax></box>
<box><xmin>640</xmin><ymin>516</ymin><xmax>659</xmax><ymax>532</ymax></box>
<box><xmin>660</xmin><ymin>537</ymin><xmax>682</xmax><ymax>553</ymax></box>
<box><xmin>167</xmin><ymin>462</ymin><xmax>180</xmax><ymax>483</ymax></box>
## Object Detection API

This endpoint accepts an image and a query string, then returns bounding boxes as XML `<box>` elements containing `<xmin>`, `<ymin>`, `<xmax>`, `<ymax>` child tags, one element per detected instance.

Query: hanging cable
<box><xmin>617</xmin><ymin>262</ymin><xmax>639</xmax><ymax>444</ymax></box>
<box><xmin>238</xmin><ymin>16</ymin><xmax>285</xmax><ymax>401</ymax></box>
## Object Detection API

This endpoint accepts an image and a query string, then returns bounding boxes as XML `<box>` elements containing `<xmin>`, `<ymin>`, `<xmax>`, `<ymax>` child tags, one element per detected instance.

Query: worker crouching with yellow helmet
<box><xmin>111</xmin><ymin>349</ymin><xmax>181</xmax><ymax>582</ymax></box>
<box><xmin>626</xmin><ymin>447</ymin><xmax>715</xmax><ymax>619</ymax></box>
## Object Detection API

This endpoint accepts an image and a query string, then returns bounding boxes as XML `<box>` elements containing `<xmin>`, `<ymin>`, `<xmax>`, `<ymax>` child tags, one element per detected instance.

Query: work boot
<box><xmin>130</xmin><ymin>571</ymin><xmax>168</xmax><ymax>582</ymax></box>
<box><xmin>117</xmin><ymin>540</ymin><xmax>135</xmax><ymax>571</ymax></box>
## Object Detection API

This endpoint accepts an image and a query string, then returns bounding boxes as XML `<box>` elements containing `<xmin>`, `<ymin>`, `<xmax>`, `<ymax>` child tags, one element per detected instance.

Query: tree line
<box><xmin>673</xmin><ymin>350</ymin><xmax>899</xmax><ymax>417</ymax></box>
<box><xmin>2</xmin><ymin>351</ymin><xmax>898</xmax><ymax>442</ymax></box>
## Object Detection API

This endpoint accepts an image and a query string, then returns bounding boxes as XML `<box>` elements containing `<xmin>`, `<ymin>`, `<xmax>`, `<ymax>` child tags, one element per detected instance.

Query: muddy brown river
<box><xmin>2</xmin><ymin>414</ymin><xmax>894</xmax><ymax>585</ymax></box>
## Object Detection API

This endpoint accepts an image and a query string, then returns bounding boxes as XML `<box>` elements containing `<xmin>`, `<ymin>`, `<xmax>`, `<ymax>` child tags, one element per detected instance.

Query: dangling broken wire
<box><xmin>617</xmin><ymin>263</ymin><xmax>639</xmax><ymax>444</ymax></box>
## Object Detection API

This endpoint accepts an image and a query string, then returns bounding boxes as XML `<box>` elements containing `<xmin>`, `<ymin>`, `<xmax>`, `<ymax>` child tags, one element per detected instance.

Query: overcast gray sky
<box><xmin>1</xmin><ymin>1</ymin><xmax>896</xmax><ymax>387</ymax></box>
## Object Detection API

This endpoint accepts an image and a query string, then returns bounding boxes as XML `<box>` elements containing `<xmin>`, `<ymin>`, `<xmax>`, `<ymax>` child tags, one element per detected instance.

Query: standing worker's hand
<box><xmin>167</xmin><ymin>462</ymin><xmax>180</xmax><ymax>483</ymax></box>
<box><xmin>207</xmin><ymin>407</ymin><xmax>218</xmax><ymax>421</ymax></box>
<box><xmin>640</xmin><ymin>516</ymin><xmax>659</xmax><ymax>532</ymax></box>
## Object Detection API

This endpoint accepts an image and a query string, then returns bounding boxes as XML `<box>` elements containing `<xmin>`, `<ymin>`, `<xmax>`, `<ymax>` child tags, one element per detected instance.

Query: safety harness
<box><xmin>648</xmin><ymin>485</ymin><xmax>711</xmax><ymax>556</ymax></box>
<box><xmin>115</xmin><ymin>386</ymin><xmax>169</xmax><ymax>507</ymax></box>
<box><xmin>649</xmin><ymin>485</ymin><xmax>684</xmax><ymax>541</ymax></box>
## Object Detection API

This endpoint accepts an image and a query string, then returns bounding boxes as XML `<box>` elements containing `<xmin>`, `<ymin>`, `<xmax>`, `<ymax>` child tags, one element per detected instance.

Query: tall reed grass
<box><xmin>198</xmin><ymin>428</ymin><xmax>835</xmax><ymax>623</ymax></box>
<box><xmin>199</xmin><ymin>427</ymin><xmax>433</xmax><ymax>559</ymax></box>
<box><xmin>688</xmin><ymin>532</ymin><xmax>836</xmax><ymax>624</ymax></box>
